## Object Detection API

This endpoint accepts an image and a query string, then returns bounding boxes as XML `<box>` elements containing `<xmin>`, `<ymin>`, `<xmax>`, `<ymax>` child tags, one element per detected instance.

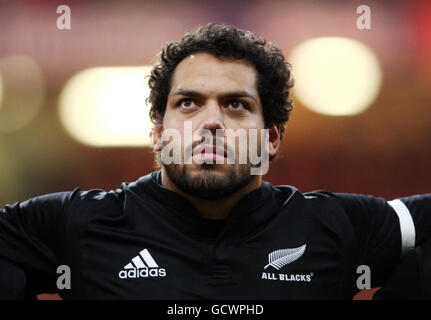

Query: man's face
<box><xmin>153</xmin><ymin>52</ymin><xmax>277</xmax><ymax>199</ymax></box>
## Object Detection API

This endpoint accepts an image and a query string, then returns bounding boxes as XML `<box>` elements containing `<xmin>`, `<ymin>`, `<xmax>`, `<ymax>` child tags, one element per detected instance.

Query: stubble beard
<box><xmin>163</xmin><ymin>161</ymin><xmax>255</xmax><ymax>200</ymax></box>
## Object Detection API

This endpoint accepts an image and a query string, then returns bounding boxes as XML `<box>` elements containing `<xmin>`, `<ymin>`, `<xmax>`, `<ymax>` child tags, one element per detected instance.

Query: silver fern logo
<box><xmin>261</xmin><ymin>244</ymin><xmax>312</xmax><ymax>282</ymax></box>
<box><xmin>264</xmin><ymin>244</ymin><xmax>306</xmax><ymax>270</ymax></box>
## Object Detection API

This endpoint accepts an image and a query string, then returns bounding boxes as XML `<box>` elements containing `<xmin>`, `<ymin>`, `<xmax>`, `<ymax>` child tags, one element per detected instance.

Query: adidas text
<box><xmin>119</xmin><ymin>268</ymin><xmax>166</xmax><ymax>279</ymax></box>
<box><xmin>119</xmin><ymin>248</ymin><xmax>167</xmax><ymax>279</ymax></box>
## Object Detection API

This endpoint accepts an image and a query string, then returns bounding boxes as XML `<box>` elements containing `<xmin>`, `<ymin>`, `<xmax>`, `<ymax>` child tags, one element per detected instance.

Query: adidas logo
<box><xmin>118</xmin><ymin>249</ymin><xmax>167</xmax><ymax>279</ymax></box>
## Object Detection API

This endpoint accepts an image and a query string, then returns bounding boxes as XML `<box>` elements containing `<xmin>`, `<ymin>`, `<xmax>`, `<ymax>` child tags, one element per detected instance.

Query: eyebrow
<box><xmin>172</xmin><ymin>90</ymin><xmax>258</xmax><ymax>103</ymax></box>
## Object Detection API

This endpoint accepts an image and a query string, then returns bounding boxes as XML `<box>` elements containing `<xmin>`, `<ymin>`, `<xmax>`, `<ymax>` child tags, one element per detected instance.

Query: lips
<box><xmin>193</xmin><ymin>144</ymin><xmax>227</xmax><ymax>158</ymax></box>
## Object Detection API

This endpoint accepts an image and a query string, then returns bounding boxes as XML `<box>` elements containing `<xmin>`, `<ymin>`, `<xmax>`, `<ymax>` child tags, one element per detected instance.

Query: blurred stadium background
<box><xmin>0</xmin><ymin>0</ymin><xmax>430</xmax><ymax>300</ymax></box>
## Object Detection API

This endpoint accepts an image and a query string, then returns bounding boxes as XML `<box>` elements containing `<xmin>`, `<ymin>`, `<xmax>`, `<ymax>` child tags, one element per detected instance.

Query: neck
<box><xmin>161</xmin><ymin>168</ymin><xmax>262</xmax><ymax>220</ymax></box>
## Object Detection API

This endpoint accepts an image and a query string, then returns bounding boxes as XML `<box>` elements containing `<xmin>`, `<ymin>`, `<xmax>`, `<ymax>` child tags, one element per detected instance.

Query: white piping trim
<box><xmin>388</xmin><ymin>199</ymin><xmax>416</xmax><ymax>256</ymax></box>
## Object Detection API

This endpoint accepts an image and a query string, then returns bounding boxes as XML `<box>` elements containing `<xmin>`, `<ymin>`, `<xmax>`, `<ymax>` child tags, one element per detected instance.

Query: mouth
<box><xmin>192</xmin><ymin>144</ymin><xmax>227</xmax><ymax>162</ymax></box>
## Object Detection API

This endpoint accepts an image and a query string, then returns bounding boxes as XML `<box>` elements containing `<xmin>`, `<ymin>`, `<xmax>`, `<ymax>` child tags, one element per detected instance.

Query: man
<box><xmin>0</xmin><ymin>23</ymin><xmax>430</xmax><ymax>299</ymax></box>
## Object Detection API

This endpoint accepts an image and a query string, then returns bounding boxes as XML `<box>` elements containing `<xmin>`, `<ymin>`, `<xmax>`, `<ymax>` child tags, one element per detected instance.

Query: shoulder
<box><xmin>68</xmin><ymin>187</ymin><xmax>121</xmax><ymax>206</ymax></box>
<box><xmin>296</xmin><ymin>189</ymin><xmax>391</xmax><ymax>213</ymax></box>
<box><xmin>269</xmin><ymin>185</ymin><xmax>348</xmax><ymax>226</ymax></box>
<box><xmin>270</xmin><ymin>184</ymin><xmax>341</xmax><ymax>209</ymax></box>
<box><xmin>66</xmin><ymin>177</ymin><xmax>144</xmax><ymax>218</ymax></box>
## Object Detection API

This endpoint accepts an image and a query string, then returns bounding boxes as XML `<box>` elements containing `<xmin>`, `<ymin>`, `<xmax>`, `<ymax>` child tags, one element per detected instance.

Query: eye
<box><xmin>178</xmin><ymin>98</ymin><xmax>196</xmax><ymax>109</ymax></box>
<box><xmin>226</xmin><ymin>100</ymin><xmax>248</xmax><ymax>111</ymax></box>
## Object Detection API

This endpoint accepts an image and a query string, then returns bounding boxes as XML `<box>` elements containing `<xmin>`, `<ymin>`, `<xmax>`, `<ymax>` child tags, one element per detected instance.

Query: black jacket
<box><xmin>0</xmin><ymin>171</ymin><xmax>430</xmax><ymax>299</ymax></box>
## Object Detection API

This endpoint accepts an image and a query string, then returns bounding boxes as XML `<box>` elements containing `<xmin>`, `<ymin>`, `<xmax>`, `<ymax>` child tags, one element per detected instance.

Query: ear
<box><xmin>268</xmin><ymin>124</ymin><xmax>281</xmax><ymax>158</ymax></box>
<box><xmin>152</xmin><ymin>124</ymin><xmax>163</xmax><ymax>152</ymax></box>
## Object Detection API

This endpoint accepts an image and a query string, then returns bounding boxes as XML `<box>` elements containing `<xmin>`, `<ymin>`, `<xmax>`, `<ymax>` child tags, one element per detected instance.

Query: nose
<box><xmin>198</xmin><ymin>100</ymin><xmax>225</xmax><ymax>133</ymax></box>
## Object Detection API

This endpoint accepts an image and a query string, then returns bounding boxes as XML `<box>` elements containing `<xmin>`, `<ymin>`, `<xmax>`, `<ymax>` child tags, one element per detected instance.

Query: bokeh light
<box><xmin>58</xmin><ymin>66</ymin><xmax>153</xmax><ymax>147</ymax></box>
<box><xmin>289</xmin><ymin>37</ymin><xmax>382</xmax><ymax>116</ymax></box>
<box><xmin>0</xmin><ymin>56</ymin><xmax>45</xmax><ymax>133</ymax></box>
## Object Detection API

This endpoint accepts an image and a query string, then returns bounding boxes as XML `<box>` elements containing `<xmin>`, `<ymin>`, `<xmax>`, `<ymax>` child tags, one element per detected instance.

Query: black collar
<box><xmin>131</xmin><ymin>171</ymin><xmax>298</xmax><ymax>243</ymax></box>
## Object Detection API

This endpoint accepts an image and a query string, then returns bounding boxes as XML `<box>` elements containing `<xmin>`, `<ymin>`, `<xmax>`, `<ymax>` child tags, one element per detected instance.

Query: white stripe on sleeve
<box><xmin>388</xmin><ymin>199</ymin><xmax>416</xmax><ymax>256</ymax></box>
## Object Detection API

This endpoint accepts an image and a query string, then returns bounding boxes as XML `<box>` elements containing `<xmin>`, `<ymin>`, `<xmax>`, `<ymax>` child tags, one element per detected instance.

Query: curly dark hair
<box><xmin>147</xmin><ymin>23</ymin><xmax>294</xmax><ymax>139</ymax></box>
